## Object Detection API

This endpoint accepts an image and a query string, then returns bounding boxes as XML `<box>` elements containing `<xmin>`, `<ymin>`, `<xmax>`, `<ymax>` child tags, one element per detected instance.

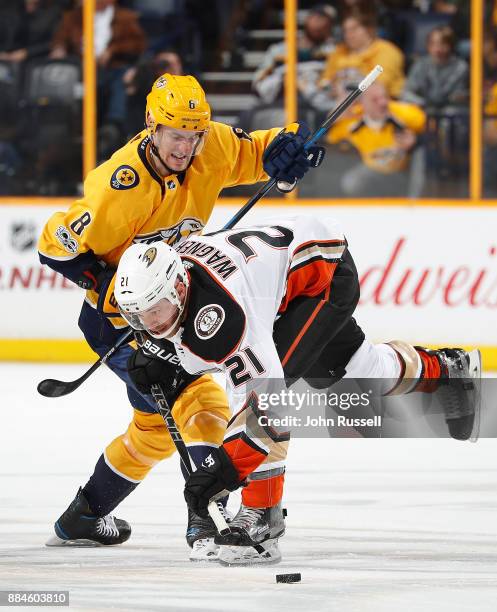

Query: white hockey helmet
<box><xmin>115</xmin><ymin>241</ymin><xmax>189</xmax><ymax>339</ymax></box>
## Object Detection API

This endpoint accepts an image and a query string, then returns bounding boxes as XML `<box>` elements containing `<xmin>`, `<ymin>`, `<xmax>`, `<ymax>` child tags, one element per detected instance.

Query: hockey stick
<box><xmin>37</xmin><ymin>327</ymin><xmax>134</xmax><ymax>398</ymax></box>
<box><xmin>36</xmin><ymin>69</ymin><xmax>383</xmax><ymax>399</ymax></box>
<box><xmin>224</xmin><ymin>64</ymin><xmax>383</xmax><ymax>230</ymax></box>
<box><xmin>150</xmin><ymin>383</ymin><xmax>230</xmax><ymax>535</ymax></box>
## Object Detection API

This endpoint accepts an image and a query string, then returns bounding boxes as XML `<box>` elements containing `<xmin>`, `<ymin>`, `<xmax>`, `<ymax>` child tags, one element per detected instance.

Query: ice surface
<box><xmin>1</xmin><ymin>363</ymin><xmax>497</xmax><ymax>611</ymax></box>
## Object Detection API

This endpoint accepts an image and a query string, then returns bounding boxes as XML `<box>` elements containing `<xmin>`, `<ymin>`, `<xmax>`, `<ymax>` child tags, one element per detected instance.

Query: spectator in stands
<box><xmin>483</xmin><ymin>81</ymin><xmax>497</xmax><ymax>196</ymax></box>
<box><xmin>0</xmin><ymin>0</ymin><xmax>23</xmax><ymax>55</ymax></box>
<box><xmin>252</xmin><ymin>4</ymin><xmax>336</xmax><ymax>107</ymax></box>
<box><xmin>431</xmin><ymin>0</ymin><xmax>470</xmax><ymax>57</ymax></box>
<box><xmin>327</xmin><ymin>81</ymin><xmax>426</xmax><ymax>197</ymax></box>
<box><xmin>50</xmin><ymin>0</ymin><xmax>146</xmax><ymax>152</ymax></box>
<box><xmin>335</xmin><ymin>0</ymin><xmax>378</xmax><ymax>22</ymax></box>
<box><xmin>0</xmin><ymin>74</ymin><xmax>21</xmax><ymax>194</ymax></box>
<box><xmin>319</xmin><ymin>10</ymin><xmax>405</xmax><ymax>108</ymax></box>
<box><xmin>0</xmin><ymin>0</ymin><xmax>62</xmax><ymax>64</ymax></box>
<box><xmin>123</xmin><ymin>50</ymin><xmax>184</xmax><ymax>136</ymax></box>
<box><xmin>484</xmin><ymin>28</ymin><xmax>497</xmax><ymax>95</ymax></box>
<box><xmin>402</xmin><ymin>25</ymin><xmax>468</xmax><ymax>109</ymax></box>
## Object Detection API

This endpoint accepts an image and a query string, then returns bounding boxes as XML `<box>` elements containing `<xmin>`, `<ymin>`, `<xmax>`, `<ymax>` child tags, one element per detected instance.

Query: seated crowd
<box><xmin>0</xmin><ymin>0</ymin><xmax>493</xmax><ymax>196</ymax></box>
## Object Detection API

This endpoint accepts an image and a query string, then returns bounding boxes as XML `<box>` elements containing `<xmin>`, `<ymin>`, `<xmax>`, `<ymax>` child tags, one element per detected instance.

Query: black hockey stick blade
<box><xmin>37</xmin><ymin>377</ymin><xmax>85</xmax><ymax>398</ymax></box>
<box><xmin>37</xmin><ymin>328</ymin><xmax>134</xmax><ymax>398</ymax></box>
<box><xmin>37</xmin><ymin>359</ymin><xmax>102</xmax><ymax>397</ymax></box>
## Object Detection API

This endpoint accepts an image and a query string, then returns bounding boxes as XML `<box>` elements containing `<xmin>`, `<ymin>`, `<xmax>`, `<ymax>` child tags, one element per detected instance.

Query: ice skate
<box><xmin>45</xmin><ymin>488</ymin><xmax>131</xmax><ymax>547</ymax></box>
<box><xmin>215</xmin><ymin>503</ymin><xmax>285</xmax><ymax>566</ymax></box>
<box><xmin>432</xmin><ymin>348</ymin><xmax>481</xmax><ymax>441</ymax></box>
<box><xmin>187</xmin><ymin>502</ymin><xmax>231</xmax><ymax>562</ymax></box>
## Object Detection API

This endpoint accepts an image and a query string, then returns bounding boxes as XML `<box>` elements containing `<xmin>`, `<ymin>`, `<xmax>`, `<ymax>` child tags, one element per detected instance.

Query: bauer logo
<box><xmin>110</xmin><ymin>165</ymin><xmax>139</xmax><ymax>190</ymax></box>
<box><xmin>55</xmin><ymin>225</ymin><xmax>78</xmax><ymax>254</ymax></box>
<box><xmin>194</xmin><ymin>304</ymin><xmax>225</xmax><ymax>339</ymax></box>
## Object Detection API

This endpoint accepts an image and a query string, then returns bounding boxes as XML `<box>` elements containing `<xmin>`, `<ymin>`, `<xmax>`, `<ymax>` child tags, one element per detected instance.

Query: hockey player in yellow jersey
<box><xmin>38</xmin><ymin>73</ymin><xmax>325</xmax><ymax>559</ymax></box>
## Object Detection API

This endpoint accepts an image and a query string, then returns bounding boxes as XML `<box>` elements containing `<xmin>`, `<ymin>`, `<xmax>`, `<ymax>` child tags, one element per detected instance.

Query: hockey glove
<box><xmin>95</xmin><ymin>268</ymin><xmax>119</xmax><ymax>313</ymax></box>
<box><xmin>262</xmin><ymin>122</ymin><xmax>325</xmax><ymax>191</ymax></box>
<box><xmin>184</xmin><ymin>446</ymin><xmax>244</xmax><ymax>518</ymax></box>
<box><xmin>127</xmin><ymin>340</ymin><xmax>200</xmax><ymax>402</ymax></box>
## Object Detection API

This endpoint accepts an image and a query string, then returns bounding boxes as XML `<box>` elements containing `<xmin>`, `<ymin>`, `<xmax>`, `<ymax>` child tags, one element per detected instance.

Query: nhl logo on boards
<box><xmin>110</xmin><ymin>165</ymin><xmax>139</xmax><ymax>190</ymax></box>
<box><xmin>194</xmin><ymin>304</ymin><xmax>225</xmax><ymax>339</ymax></box>
<box><xmin>10</xmin><ymin>222</ymin><xmax>36</xmax><ymax>252</ymax></box>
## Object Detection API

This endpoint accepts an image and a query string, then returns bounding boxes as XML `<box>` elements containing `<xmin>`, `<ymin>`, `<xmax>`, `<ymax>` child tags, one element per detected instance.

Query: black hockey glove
<box><xmin>262</xmin><ymin>122</ymin><xmax>325</xmax><ymax>192</ymax></box>
<box><xmin>127</xmin><ymin>337</ymin><xmax>200</xmax><ymax>401</ymax></box>
<box><xmin>75</xmin><ymin>257</ymin><xmax>114</xmax><ymax>292</ymax></box>
<box><xmin>76</xmin><ymin>260</ymin><xmax>118</xmax><ymax>317</ymax></box>
<box><xmin>184</xmin><ymin>446</ymin><xmax>244</xmax><ymax>518</ymax></box>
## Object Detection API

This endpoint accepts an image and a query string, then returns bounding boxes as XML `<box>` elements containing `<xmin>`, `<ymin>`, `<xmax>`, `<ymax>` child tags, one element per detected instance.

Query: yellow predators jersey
<box><xmin>328</xmin><ymin>101</ymin><xmax>425</xmax><ymax>174</ymax></box>
<box><xmin>38</xmin><ymin>122</ymin><xmax>281</xmax><ymax>322</ymax></box>
<box><xmin>320</xmin><ymin>39</ymin><xmax>405</xmax><ymax>99</ymax></box>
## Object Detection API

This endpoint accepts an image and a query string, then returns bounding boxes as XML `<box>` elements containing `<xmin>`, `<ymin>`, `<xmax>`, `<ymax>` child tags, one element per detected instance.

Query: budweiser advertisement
<box><xmin>0</xmin><ymin>204</ymin><xmax>494</xmax><ymax>347</ymax></box>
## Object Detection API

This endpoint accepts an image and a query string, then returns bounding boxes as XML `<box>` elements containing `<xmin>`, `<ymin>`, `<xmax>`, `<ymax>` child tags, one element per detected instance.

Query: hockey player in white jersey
<box><xmin>114</xmin><ymin>215</ymin><xmax>481</xmax><ymax>565</ymax></box>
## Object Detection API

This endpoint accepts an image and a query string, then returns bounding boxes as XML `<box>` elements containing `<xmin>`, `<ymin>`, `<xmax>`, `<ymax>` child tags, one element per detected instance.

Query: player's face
<box><xmin>140</xmin><ymin>298</ymin><xmax>181</xmax><ymax>338</ymax></box>
<box><xmin>137</xmin><ymin>279</ymin><xmax>188</xmax><ymax>338</ymax></box>
<box><xmin>153</xmin><ymin>126</ymin><xmax>203</xmax><ymax>171</ymax></box>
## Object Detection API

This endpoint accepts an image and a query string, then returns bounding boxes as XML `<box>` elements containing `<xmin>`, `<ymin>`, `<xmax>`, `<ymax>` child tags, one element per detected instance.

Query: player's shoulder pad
<box><xmin>87</xmin><ymin>130</ymin><xmax>151</xmax><ymax>193</ymax></box>
<box><xmin>110</xmin><ymin>164</ymin><xmax>140</xmax><ymax>190</ymax></box>
<box><xmin>181</xmin><ymin>259</ymin><xmax>245</xmax><ymax>363</ymax></box>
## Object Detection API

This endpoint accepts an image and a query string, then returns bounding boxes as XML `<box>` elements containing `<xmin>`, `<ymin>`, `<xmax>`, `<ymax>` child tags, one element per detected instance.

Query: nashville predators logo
<box><xmin>110</xmin><ymin>165</ymin><xmax>140</xmax><ymax>190</ymax></box>
<box><xmin>142</xmin><ymin>247</ymin><xmax>157</xmax><ymax>268</ymax></box>
<box><xmin>133</xmin><ymin>218</ymin><xmax>204</xmax><ymax>246</ymax></box>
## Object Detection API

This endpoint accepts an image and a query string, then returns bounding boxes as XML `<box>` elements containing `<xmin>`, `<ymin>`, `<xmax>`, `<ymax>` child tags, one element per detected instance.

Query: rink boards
<box><xmin>0</xmin><ymin>200</ymin><xmax>495</xmax><ymax>368</ymax></box>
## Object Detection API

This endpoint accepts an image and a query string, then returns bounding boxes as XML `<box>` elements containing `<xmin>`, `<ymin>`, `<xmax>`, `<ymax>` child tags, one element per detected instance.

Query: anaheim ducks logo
<box><xmin>110</xmin><ymin>165</ymin><xmax>140</xmax><ymax>190</ymax></box>
<box><xmin>142</xmin><ymin>247</ymin><xmax>157</xmax><ymax>268</ymax></box>
<box><xmin>194</xmin><ymin>304</ymin><xmax>225</xmax><ymax>339</ymax></box>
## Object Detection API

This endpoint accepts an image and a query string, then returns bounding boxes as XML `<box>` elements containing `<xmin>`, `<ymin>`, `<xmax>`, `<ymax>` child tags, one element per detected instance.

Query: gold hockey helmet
<box><xmin>145</xmin><ymin>73</ymin><xmax>211</xmax><ymax>134</ymax></box>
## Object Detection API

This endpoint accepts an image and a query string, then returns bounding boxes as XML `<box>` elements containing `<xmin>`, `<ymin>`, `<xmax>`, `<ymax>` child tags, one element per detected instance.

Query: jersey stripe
<box><xmin>280</xmin><ymin>297</ymin><xmax>327</xmax><ymax>367</ymax></box>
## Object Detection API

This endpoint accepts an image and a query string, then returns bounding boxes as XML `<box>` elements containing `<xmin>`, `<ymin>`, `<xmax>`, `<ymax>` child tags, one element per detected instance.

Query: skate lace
<box><xmin>95</xmin><ymin>515</ymin><xmax>119</xmax><ymax>538</ymax></box>
<box><xmin>230</xmin><ymin>506</ymin><xmax>264</xmax><ymax>530</ymax></box>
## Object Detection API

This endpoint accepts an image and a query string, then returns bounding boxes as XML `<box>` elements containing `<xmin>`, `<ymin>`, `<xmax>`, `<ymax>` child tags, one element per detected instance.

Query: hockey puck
<box><xmin>276</xmin><ymin>573</ymin><xmax>301</xmax><ymax>584</ymax></box>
